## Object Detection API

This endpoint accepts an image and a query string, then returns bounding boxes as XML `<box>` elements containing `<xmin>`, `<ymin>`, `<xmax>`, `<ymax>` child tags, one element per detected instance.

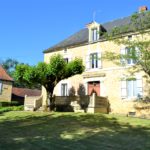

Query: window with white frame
<box><xmin>121</xmin><ymin>78</ymin><xmax>143</xmax><ymax>99</ymax></box>
<box><xmin>64</xmin><ymin>48</ymin><xmax>67</xmax><ymax>53</ymax></box>
<box><xmin>61</xmin><ymin>83</ymin><xmax>68</xmax><ymax>96</ymax></box>
<box><xmin>126</xmin><ymin>47</ymin><xmax>137</xmax><ymax>65</ymax></box>
<box><xmin>120</xmin><ymin>47</ymin><xmax>137</xmax><ymax>65</ymax></box>
<box><xmin>128</xmin><ymin>35</ymin><xmax>132</xmax><ymax>41</ymax></box>
<box><xmin>90</xmin><ymin>53</ymin><xmax>98</xmax><ymax>69</ymax></box>
<box><xmin>86</xmin><ymin>52</ymin><xmax>102</xmax><ymax>70</ymax></box>
<box><xmin>92</xmin><ymin>28</ymin><xmax>98</xmax><ymax>42</ymax></box>
<box><xmin>0</xmin><ymin>82</ymin><xmax>2</xmax><ymax>94</ymax></box>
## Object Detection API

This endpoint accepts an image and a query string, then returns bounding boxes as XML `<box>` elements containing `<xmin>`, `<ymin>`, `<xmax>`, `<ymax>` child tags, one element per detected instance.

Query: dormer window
<box><xmin>128</xmin><ymin>35</ymin><xmax>132</xmax><ymax>41</ymax></box>
<box><xmin>86</xmin><ymin>21</ymin><xmax>100</xmax><ymax>43</ymax></box>
<box><xmin>64</xmin><ymin>48</ymin><xmax>67</xmax><ymax>53</ymax></box>
<box><xmin>92</xmin><ymin>28</ymin><xmax>98</xmax><ymax>41</ymax></box>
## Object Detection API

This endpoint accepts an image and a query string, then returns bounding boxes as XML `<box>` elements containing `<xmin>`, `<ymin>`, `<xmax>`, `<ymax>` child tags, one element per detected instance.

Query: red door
<box><xmin>88</xmin><ymin>81</ymin><xmax>100</xmax><ymax>96</ymax></box>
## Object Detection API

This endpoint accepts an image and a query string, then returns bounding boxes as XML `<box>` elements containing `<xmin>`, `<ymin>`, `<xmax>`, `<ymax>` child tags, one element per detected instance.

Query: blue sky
<box><xmin>0</xmin><ymin>0</ymin><xmax>149</xmax><ymax>65</ymax></box>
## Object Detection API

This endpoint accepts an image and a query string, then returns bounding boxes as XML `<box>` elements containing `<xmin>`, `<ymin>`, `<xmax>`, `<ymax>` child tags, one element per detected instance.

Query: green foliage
<box><xmin>49</xmin><ymin>54</ymin><xmax>66</xmax><ymax>78</ymax></box>
<box><xmin>0</xmin><ymin>58</ymin><xmax>40</xmax><ymax>89</ymax></box>
<box><xmin>66</xmin><ymin>58</ymin><xmax>85</xmax><ymax>77</ymax></box>
<box><xmin>14</xmin><ymin>54</ymin><xmax>85</xmax><ymax>108</ymax></box>
<box><xmin>0</xmin><ymin>105</ymin><xmax>24</xmax><ymax>113</ymax></box>
<box><xmin>15</xmin><ymin>54</ymin><xmax>84</xmax><ymax>90</ymax></box>
<box><xmin>102</xmin><ymin>11</ymin><xmax>150</xmax><ymax>77</ymax></box>
<box><xmin>0</xmin><ymin>101</ymin><xmax>21</xmax><ymax>107</ymax></box>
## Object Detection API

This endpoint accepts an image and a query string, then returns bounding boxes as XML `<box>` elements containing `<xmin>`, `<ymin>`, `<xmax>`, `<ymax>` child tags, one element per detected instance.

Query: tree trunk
<box><xmin>45</xmin><ymin>86</ymin><xmax>55</xmax><ymax>111</ymax></box>
<box><xmin>49</xmin><ymin>92</ymin><xmax>55</xmax><ymax>111</ymax></box>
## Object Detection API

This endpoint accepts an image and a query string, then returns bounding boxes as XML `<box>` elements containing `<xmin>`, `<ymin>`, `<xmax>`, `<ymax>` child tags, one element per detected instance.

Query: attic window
<box><xmin>128</xmin><ymin>35</ymin><xmax>132</xmax><ymax>41</ymax></box>
<box><xmin>64</xmin><ymin>48</ymin><xmax>67</xmax><ymax>53</ymax></box>
<box><xmin>92</xmin><ymin>28</ymin><xmax>98</xmax><ymax>42</ymax></box>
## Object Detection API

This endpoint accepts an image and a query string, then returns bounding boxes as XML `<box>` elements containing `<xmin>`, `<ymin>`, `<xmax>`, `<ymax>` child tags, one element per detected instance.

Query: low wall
<box><xmin>133</xmin><ymin>102</ymin><xmax>150</xmax><ymax>118</ymax></box>
<box><xmin>24</xmin><ymin>95</ymin><xmax>42</xmax><ymax>111</ymax></box>
<box><xmin>53</xmin><ymin>94</ymin><xmax>109</xmax><ymax>114</ymax></box>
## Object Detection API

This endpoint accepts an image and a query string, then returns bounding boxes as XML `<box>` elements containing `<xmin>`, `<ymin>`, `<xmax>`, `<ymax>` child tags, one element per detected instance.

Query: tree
<box><xmin>14</xmin><ymin>54</ymin><xmax>85</xmax><ymax>110</ymax></box>
<box><xmin>0</xmin><ymin>58</ymin><xmax>19</xmax><ymax>76</ymax></box>
<box><xmin>102</xmin><ymin>11</ymin><xmax>150</xmax><ymax>79</ymax></box>
<box><xmin>0</xmin><ymin>58</ymin><xmax>40</xmax><ymax>88</ymax></box>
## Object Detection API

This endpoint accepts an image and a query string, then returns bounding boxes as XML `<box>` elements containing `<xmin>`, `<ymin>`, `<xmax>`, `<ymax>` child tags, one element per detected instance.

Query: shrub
<box><xmin>0</xmin><ymin>101</ymin><xmax>20</xmax><ymax>107</ymax></box>
<box><xmin>0</xmin><ymin>105</ymin><xmax>24</xmax><ymax>113</ymax></box>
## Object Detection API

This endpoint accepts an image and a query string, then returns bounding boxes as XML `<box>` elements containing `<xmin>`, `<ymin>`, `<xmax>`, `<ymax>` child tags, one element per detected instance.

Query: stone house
<box><xmin>0</xmin><ymin>65</ymin><xmax>13</xmax><ymax>102</ymax></box>
<box><xmin>42</xmin><ymin>7</ymin><xmax>150</xmax><ymax>117</ymax></box>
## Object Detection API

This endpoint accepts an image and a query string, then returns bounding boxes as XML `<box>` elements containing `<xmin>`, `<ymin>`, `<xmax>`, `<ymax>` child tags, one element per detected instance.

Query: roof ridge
<box><xmin>44</xmin><ymin>11</ymin><xmax>150</xmax><ymax>53</ymax></box>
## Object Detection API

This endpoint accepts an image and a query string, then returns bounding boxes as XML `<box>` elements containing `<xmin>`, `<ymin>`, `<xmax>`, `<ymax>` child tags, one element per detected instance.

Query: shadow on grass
<box><xmin>0</xmin><ymin>112</ymin><xmax>150</xmax><ymax>150</ymax></box>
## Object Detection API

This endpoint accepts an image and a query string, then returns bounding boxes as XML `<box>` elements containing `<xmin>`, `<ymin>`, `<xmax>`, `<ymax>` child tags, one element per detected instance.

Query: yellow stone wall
<box><xmin>0</xmin><ymin>81</ymin><xmax>12</xmax><ymax>102</ymax></box>
<box><xmin>43</xmin><ymin>32</ymin><xmax>150</xmax><ymax>117</ymax></box>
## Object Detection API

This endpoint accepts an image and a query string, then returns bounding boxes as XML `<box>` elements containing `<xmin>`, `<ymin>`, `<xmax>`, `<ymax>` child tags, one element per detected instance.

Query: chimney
<box><xmin>139</xmin><ymin>6</ymin><xmax>148</xmax><ymax>13</ymax></box>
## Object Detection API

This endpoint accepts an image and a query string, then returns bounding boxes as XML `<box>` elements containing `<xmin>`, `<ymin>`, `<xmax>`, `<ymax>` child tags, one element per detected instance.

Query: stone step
<box><xmin>36</xmin><ymin>106</ymin><xmax>44</xmax><ymax>111</ymax></box>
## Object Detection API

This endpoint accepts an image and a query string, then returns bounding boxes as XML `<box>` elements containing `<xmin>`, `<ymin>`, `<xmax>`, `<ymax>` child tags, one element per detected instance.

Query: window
<box><xmin>64</xmin><ymin>58</ymin><xmax>68</xmax><ymax>63</ymax></box>
<box><xmin>0</xmin><ymin>82</ymin><xmax>2</xmax><ymax>94</ymax></box>
<box><xmin>120</xmin><ymin>47</ymin><xmax>137</xmax><ymax>65</ymax></box>
<box><xmin>61</xmin><ymin>83</ymin><xmax>68</xmax><ymax>96</ymax></box>
<box><xmin>92</xmin><ymin>28</ymin><xmax>98</xmax><ymax>41</ymax></box>
<box><xmin>121</xmin><ymin>78</ymin><xmax>142</xmax><ymax>99</ymax></box>
<box><xmin>128</xmin><ymin>35</ymin><xmax>132</xmax><ymax>41</ymax></box>
<box><xmin>126</xmin><ymin>48</ymin><xmax>137</xmax><ymax>65</ymax></box>
<box><xmin>86</xmin><ymin>52</ymin><xmax>102</xmax><ymax>70</ymax></box>
<box><xmin>64</xmin><ymin>48</ymin><xmax>67</xmax><ymax>53</ymax></box>
<box><xmin>90</xmin><ymin>53</ymin><xmax>98</xmax><ymax>69</ymax></box>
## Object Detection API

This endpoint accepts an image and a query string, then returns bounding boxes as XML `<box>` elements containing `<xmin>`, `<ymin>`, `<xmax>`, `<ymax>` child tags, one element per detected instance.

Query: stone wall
<box><xmin>133</xmin><ymin>102</ymin><xmax>150</xmax><ymax>118</ymax></box>
<box><xmin>24</xmin><ymin>95</ymin><xmax>42</xmax><ymax>111</ymax></box>
<box><xmin>54</xmin><ymin>93</ymin><xmax>109</xmax><ymax>113</ymax></box>
<box><xmin>0</xmin><ymin>80</ymin><xmax>12</xmax><ymax>102</ymax></box>
<box><xmin>43</xmin><ymin>33</ymin><xmax>150</xmax><ymax>118</ymax></box>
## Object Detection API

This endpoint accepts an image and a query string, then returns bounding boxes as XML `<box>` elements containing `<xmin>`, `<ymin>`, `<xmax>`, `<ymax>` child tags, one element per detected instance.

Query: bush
<box><xmin>0</xmin><ymin>101</ymin><xmax>20</xmax><ymax>107</ymax></box>
<box><xmin>0</xmin><ymin>105</ymin><xmax>24</xmax><ymax>113</ymax></box>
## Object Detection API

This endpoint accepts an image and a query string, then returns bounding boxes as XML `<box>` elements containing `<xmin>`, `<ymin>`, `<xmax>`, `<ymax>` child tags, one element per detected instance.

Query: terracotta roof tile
<box><xmin>0</xmin><ymin>65</ymin><xmax>13</xmax><ymax>81</ymax></box>
<box><xmin>12</xmin><ymin>87</ymin><xmax>41</xmax><ymax>97</ymax></box>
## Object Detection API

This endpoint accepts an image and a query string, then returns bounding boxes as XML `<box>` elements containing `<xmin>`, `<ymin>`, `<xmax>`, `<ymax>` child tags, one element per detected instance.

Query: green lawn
<box><xmin>0</xmin><ymin>111</ymin><xmax>150</xmax><ymax>150</ymax></box>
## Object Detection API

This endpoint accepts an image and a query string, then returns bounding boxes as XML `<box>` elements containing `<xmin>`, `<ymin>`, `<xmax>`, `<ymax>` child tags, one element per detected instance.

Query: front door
<box><xmin>88</xmin><ymin>81</ymin><xmax>100</xmax><ymax>96</ymax></box>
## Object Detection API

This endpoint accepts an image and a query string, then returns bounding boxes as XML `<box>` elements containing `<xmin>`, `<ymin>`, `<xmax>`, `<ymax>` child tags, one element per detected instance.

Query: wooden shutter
<box><xmin>120</xmin><ymin>48</ymin><xmax>126</xmax><ymax>65</ymax></box>
<box><xmin>136</xmin><ymin>77</ymin><xmax>143</xmax><ymax>98</ymax></box>
<box><xmin>98</xmin><ymin>52</ymin><xmax>102</xmax><ymax>68</ymax></box>
<box><xmin>86</xmin><ymin>54</ymin><xmax>90</xmax><ymax>70</ymax></box>
<box><xmin>121</xmin><ymin>80</ymin><xmax>127</xmax><ymax>98</ymax></box>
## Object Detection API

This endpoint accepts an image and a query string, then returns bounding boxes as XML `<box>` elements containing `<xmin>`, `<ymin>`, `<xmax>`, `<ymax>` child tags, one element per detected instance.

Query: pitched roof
<box><xmin>0</xmin><ymin>65</ymin><xmax>13</xmax><ymax>81</ymax></box>
<box><xmin>12</xmin><ymin>87</ymin><xmax>41</xmax><ymax>97</ymax></box>
<box><xmin>44</xmin><ymin>28</ymin><xmax>89</xmax><ymax>53</ymax></box>
<box><xmin>43</xmin><ymin>16</ymin><xmax>131</xmax><ymax>53</ymax></box>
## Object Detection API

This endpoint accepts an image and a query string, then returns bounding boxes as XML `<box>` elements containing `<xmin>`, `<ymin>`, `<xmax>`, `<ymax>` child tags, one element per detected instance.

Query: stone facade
<box><xmin>0</xmin><ymin>80</ymin><xmax>13</xmax><ymax>102</ymax></box>
<box><xmin>43</xmin><ymin>21</ymin><xmax>150</xmax><ymax>117</ymax></box>
<box><xmin>0</xmin><ymin>66</ymin><xmax>13</xmax><ymax>102</ymax></box>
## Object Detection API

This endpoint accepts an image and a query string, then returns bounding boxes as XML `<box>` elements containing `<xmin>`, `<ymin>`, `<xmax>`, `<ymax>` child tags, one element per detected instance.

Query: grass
<box><xmin>0</xmin><ymin>111</ymin><xmax>150</xmax><ymax>150</ymax></box>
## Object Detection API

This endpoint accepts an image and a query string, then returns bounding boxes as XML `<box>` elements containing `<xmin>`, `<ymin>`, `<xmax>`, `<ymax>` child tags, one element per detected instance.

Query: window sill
<box><xmin>85</xmin><ymin>68</ymin><xmax>102</xmax><ymax>72</ymax></box>
<box><xmin>121</xmin><ymin>97</ymin><xmax>142</xmax><ymax>102</ymax></box>
<box><xmin>88</xmin><ymin>40</ymin><xmax>99</xmax><ymax>44</ymax></box>
<box><xmin>127</xmin><ymin>64</ymin><xmax>136</xmax><ymax>66</ymax></box>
